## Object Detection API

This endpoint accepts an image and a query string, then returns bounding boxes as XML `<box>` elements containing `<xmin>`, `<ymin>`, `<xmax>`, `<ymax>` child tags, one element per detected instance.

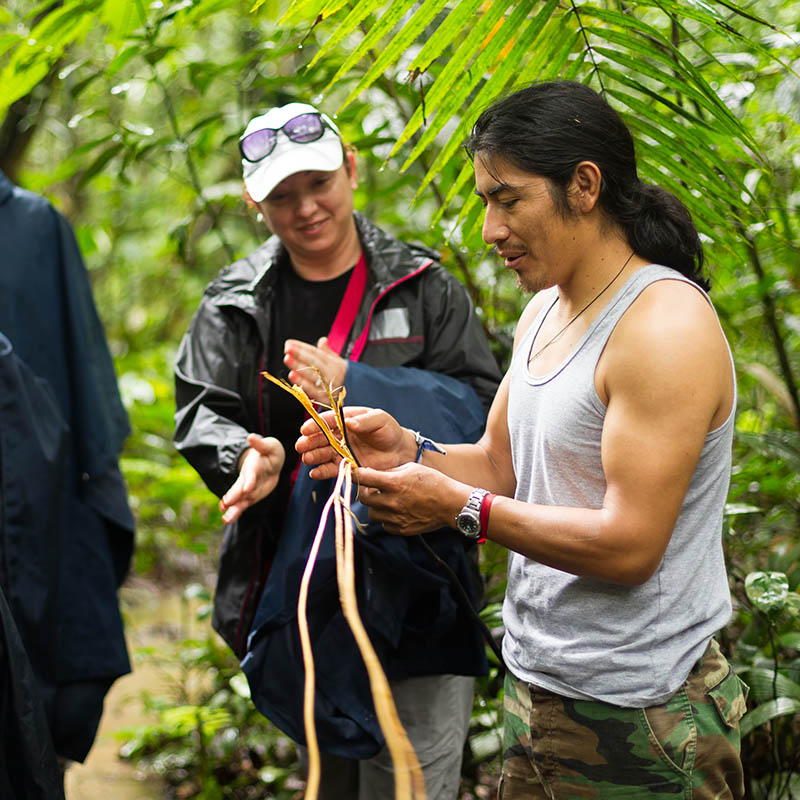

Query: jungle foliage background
<box><xmin>2</xmin><ymin>0</ymin><xmax>799</xmax><ymax>797</ymax></box>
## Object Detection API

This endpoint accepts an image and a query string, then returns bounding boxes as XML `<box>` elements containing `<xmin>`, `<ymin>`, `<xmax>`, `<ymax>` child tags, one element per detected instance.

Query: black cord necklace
<box><xmin>528</xmin><ymin>251</ymin><xmax>635</xmax><ymax>366</ymax></box>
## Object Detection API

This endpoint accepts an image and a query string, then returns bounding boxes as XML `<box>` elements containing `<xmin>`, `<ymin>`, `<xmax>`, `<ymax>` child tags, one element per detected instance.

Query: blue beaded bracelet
<box><xmin>412</xmin><ymin>430</ymin><xmax>447</xmax><ymax>463</ymax></box>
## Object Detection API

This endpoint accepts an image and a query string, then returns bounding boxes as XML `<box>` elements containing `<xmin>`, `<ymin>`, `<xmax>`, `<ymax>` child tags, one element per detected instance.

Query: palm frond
<box><xmin>282</xmin><ymin>0</ymin><xmax>786</xmax><ymax>252</ymax></box>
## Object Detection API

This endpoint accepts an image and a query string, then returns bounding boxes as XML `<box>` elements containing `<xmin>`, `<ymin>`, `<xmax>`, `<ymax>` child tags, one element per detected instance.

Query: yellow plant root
<box><xmin>261</xmin><ymin>370</ymin><xmax>426</xmax><ymax>800</ymax></box>
<box><xmin>296</xmin><ymin>485</ymin><xmax>340</xmax><ymax>800</ymax></box>
<box><xmin>261</xmin><ymin>370</ymin><xmax>355</xmax><ymax>466</ymax></box>
<box><xmin>333</xmin><ymin>462</ymin><xmax>426</xmax><ymax>799</ymax></box>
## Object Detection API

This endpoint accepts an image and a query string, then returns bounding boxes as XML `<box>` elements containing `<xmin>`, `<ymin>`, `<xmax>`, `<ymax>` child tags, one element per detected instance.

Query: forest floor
<box><xmin>64</xmin><ymin>578</ymin><xmax>183</xmax><ymax>800</ymax></box>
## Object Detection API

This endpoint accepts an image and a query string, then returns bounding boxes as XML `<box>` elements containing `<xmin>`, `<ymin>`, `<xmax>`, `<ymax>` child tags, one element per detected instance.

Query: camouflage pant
<box><xmin>500</xmin><ymin>639</ymin><xmax>749</xmax><ymax>799</ymax></box>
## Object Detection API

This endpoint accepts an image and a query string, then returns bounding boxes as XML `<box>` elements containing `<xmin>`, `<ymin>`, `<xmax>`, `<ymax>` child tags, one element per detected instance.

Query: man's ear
<box><xmin>567</xmin><ymin>160</ymin><xmax>602</xmax><ymax>213</ymax></box>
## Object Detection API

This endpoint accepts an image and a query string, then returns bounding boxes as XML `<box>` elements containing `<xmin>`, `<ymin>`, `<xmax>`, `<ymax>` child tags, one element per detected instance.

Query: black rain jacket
<box><xmin>0</xmin><ymin>171</ymin><xmax>134</xmax><ymax>763</ymax></box>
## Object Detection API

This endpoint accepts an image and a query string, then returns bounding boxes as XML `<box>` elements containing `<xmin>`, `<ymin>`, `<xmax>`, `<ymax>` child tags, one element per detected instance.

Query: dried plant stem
<box><xmin>262</xmin><ymin>371</ymin><xmax>356</xmax><ymax>466</ymax></box>
<box><xmin>297</xmin><ymin>484</ymin><xmax>340</xmax><ymax>800</ymax></box>
<box><xmin>333</xmin><ymin>462</ymin><xmax>426</xmax><ymax>800</ymax></box>
<box><xmin>261</xmin><ymin>370</ymin><xmax>425</xmax><ymax>799</ymax></box>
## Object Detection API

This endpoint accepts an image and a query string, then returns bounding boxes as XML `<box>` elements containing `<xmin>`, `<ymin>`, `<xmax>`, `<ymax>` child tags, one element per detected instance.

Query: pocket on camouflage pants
<box><xmin>499</xmin><ymin>639</ymin><xmax>748</xmax><ymax>800</ymax></box>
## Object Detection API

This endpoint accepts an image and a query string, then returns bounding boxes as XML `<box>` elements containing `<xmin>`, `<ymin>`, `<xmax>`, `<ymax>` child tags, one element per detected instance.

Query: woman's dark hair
<box><xmin>466</xmin><ymin>81</ymin><xmax>708</xmax><ymax>290</ymax></box>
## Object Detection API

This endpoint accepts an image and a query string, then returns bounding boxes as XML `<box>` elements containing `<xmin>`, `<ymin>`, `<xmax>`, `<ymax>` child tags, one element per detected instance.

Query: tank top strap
<box><xmin>516</xmin><ymin>264</ymin><xmax>694</xmax><ymax>386</ymax></box>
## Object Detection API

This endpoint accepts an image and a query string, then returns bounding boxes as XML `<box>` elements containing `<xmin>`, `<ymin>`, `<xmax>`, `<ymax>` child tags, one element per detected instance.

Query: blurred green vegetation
<box><xmin>2</xmin><ymin>0</ymin><xmax>799</xmax><ymax>796</ymax></box>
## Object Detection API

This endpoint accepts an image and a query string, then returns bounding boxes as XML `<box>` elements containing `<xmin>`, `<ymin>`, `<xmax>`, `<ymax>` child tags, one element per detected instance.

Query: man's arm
<box><xmin>297</xmin><ymin>293</ymin><xmax>545</xmax><ymax>494</ymax></box>
<box><xmin>345</xmin><ymin>280</ymin><xmax>733</xmax><ymax>586</ymax></box>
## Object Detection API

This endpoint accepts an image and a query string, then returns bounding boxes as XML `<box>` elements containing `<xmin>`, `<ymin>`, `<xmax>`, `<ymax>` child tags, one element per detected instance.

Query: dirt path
<box><xmin>64</xmin><ymin>579</ymin><xmax>187</xmax><ymax>800</ymax></box>
<box><xmin>64</xmin><ymin>663</ymin><xmax>164</xmax><ymax>799</ymax></box>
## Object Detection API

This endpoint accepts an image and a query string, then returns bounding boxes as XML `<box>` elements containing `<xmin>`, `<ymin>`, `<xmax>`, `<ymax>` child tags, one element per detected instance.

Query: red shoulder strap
<box><xmin>326</xmin><ymin>252</ymin><xmax>367</xmax><ymax>359</ymax></box>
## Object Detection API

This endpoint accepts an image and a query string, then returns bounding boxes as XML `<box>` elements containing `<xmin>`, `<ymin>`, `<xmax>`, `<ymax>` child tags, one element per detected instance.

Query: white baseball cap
<box><xmin>240</xmin><ymin>102</ymin><xmax>343</xmax><ymax>202</ymax></box>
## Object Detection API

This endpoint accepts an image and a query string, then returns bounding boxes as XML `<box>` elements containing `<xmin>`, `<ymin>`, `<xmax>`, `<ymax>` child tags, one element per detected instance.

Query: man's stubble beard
<box><xmin>516</xmin><ymin>271</ymin><xmax>552</xmax><ymax>295</ymax></box>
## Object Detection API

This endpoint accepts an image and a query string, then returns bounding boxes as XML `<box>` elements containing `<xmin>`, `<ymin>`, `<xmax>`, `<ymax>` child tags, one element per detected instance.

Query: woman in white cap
<box><xmin>174</xmin><ymin>101</ymin><xmax>502</xmax><ymax>798</ymax></box>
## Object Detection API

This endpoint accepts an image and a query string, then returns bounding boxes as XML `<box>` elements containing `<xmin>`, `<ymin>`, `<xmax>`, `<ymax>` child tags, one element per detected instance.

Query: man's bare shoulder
<box><xmin>618</xmin><ymin>277</ymin><xmax>721</xmax><ymax>346</ymax></box>
<box><xmin>599</xmin><ymin>276</ymin><xmax>732</xmax><ymax>420</ymax></box>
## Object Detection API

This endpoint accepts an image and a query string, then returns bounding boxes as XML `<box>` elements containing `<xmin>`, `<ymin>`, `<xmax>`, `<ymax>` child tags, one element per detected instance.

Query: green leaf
<box><xmin>409</xmin><ymin>1</ymin><xmax>563</xmax><ymax>196</ymax></box>
<box><xmin>0</xmin><ymin>0</ymin><xmax>96</xmax><ymax>110</ymax></box>
<box><xmin>513</xmin><ymin>10</ymin><xmax>572</xmax><ymax>86</ymax></box>
<box><xmin>407</xmin><ymin>0</ymin><xmax>487</xmax><ymax>73</ymax></box>
<box><xmin>303</xmin><ymin>0</ymin><xmax>385</xmax><ymax>68</ymax></box>
<box><xmin>740</xmin><ymin>667</ymin><xmax>800</xmax><ymax>704</ymax></box>
<box><xmin>779</xmin><ymin>632</ymin><xmax>800</xmax><ymax>650</ymax></box>
<box><xmin>583</xmin><ymin>22</ymin><xmax>725</xmax><ymax>107</ymax></box>
<box><xmin>633</xmin><ymin>141</ymin><xmax>737</xmax><ymax>234</ymax></box>
<box><xmin>402</xmin><ymin>0</ymin><xmax>553</xmax><ymax>174</ymax></box>
<box><xmin>650</xmin><ymin>0</ymin><xmax>783</xmax><ymax>50</ymax></box>
<box><xmin>453</xmin><ymin>192</ymin><xmax>485</xmax><ymax>244</ymax></box>
<box><xmin>78</xmin><ymin>141</ymin><xmax>124</xmax><ymax>187</ymax></box>
<box><xmin>280</xmin><ymin>0</ymin><xmax>327</xmax><ymax>24</ymax></box>
<box><xmin>69</xmin><ymin>69</ymin><xmax>107</xmax><ymax>98</ymax></box>
<box><xmin>432</xmin><ymin>159</ymin><xmax>476</xmax><ymax>226</ymax></box>
<box><xmin>592</xmin><ymin>46</ymin><xmax>748</xmax><ymax>145</ymax></box>
<box><xmin>144</xmin><ymin>45</ymin><xmax>174</xmax><ymax>66</ymax></box>
<box><xmin>740</xmin><ymin>696</ymin><xmax>800</xmax><ymax>737</ymax></box>
<box><xmin>536</xmin><ymin>25</ymin><xmax>580</xmax><ymax>81</ymax></box>
<box><xmin>321</xmin><ymin>0</ymin><xmax>425</xmax><ymax>90</ymax></box>
<box><xmin>563</xmin><ymin>44</ymin><xmax>589</xmax><ymax>82</ymax></box>
<box><xmin>333</xmin><ymin>0</ymin><xmax>451</xmax><ymax>111</ymax></box>
<box><xmin>186</xmin><ymin>112</ymin><xmax>225</xmax><ymax>137</ymax></box>
<box><xmin>0</xmin><ymin>32</ymin><xmax>23</xmax><ymax>60</ymax></box>
<box><xmin>736</xmin><ymin>430</ymin><xmax>800</xmax><ymax>472</ymax></box>
<box><xmin>745</xmin><ymin>571</ymin><xmax>790</xmax><ymax>615</ymax></box>
<box><xmin>188</xmin><ymin>61</ymin><xmax>219</xmax><ymax>93</ymax></box>
<box><xmin>0</xmin><ymin>60</ymin><xmax>51</xmax><ymax>108</ymax></box>
<box><xmin>101</xmin><ymin>0</ymin><xmax>145</xmax><ymax>43</ymax></box>
<box><xmin>388</xmin><ymin>0</ymin><xmax>515</xmax><ymax>156</ymax></box>
<box><xmin>106</xmin><ymin>43</ymin><xmax>144</xmax><ymax>77</ymax></box>
<box><xmin>607</xmin><ymin>87</ymin><xmax>742</xmax><ymax>183</ymax></box>
<box><xmin>27</xmin><ymin>1</ymin><xmax>96</xmax><ymax>56</ymax></box>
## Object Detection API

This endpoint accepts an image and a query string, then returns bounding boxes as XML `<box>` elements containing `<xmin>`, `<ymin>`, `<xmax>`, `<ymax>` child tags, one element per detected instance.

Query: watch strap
<box><xmin>478</xmin><ymin>492</ymin><xmax>496</xmax><ymax>543</ymax></box>
<box><xmin>465</xmin><ymin>487</ymin><xmax>488</xmax><ymax>513</ymax></box>
<box><xmin>456</xmin><ymin>487</ymin><xmax>489</xmax><ymax>539</ymax></box>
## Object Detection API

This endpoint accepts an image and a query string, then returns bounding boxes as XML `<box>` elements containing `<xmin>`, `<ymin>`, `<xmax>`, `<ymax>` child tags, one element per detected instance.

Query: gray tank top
<box><xmin>504</xmin><ymin>264</ymin><xmax>734</xmax><ymax>707</ymax></box>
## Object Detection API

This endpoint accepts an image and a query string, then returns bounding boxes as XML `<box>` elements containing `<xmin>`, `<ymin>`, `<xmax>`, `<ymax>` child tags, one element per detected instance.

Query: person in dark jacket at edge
<box><xmin>0</xmin><ymin>170</ymin><xmax>135</xmax><ymax>782</ymax></box>
<box><xmin>0</xmin><ymin>332</ymin><xmax>66</xmax><ymax>799</ymax></box>
<box><xmin>174</xmin><ymin>102</ymin><xmax>502</xmax><ymax>799</ymax></box>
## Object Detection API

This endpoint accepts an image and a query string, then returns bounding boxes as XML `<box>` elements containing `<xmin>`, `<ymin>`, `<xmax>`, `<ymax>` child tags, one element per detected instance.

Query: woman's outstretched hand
<box><xmin>219</xmin><ymin>434</ymin><xmax>285</xmax><ymax>524</ymax></box>
<box><xmin>296</xmin><ymin>406</ymin><xmax>415</xmax><ymax>480</ymax></box>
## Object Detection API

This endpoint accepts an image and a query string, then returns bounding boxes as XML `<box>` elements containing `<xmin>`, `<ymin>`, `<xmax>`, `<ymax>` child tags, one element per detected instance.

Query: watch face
<box><xmin>457</xmin><ymin>513</ymin><xmax>481</xmax><ymax>536</ymax></box>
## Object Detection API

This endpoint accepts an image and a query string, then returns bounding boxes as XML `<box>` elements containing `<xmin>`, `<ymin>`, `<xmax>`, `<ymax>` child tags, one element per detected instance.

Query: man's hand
<box><xmin>284</xmin><ymin>336</ymin><xmax>347</xmax><ymax>404</ymax></box>
<box><xmin>219</xmin><ymin>434</ymin><xmax>285</xmax><ymax>524</ymax></box>
<box><xmin>356</xmin><ymin>463</ymin><xmax>469</xmax><ymax>536</ymax></box>
<box><xmin>296</xmin><ymin>406</ymin><xmax>416</xmax><ymax>480</ymax></box>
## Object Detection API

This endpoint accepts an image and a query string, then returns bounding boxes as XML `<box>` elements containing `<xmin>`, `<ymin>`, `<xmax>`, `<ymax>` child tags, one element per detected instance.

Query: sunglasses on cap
<box><xmin>239</xmin><ymin>112</ymin><xmax>337</xmax><ymax>163</ymax></box>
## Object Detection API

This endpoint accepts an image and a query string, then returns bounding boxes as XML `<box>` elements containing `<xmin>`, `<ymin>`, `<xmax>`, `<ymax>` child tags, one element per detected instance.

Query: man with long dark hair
<box><xmin>297</xmin><ymin>81</ymin><xmax>748</xmax><ymax>799</ymax></box>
